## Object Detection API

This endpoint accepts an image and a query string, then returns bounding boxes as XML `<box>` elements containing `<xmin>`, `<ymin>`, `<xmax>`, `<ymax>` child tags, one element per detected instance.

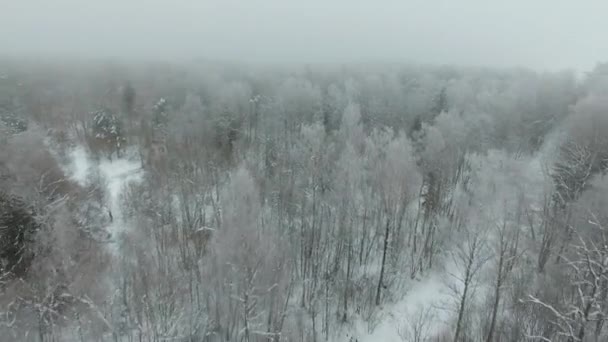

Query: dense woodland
<box><xmin>1</xmin><ymin>60</ymin><xmax>608</xmax><ymax>341</ymax></box>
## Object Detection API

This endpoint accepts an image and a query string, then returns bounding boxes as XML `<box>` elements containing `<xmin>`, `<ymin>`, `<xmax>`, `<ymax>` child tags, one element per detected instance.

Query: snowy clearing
<box><xmin>333</xmin><ymin>270</ymin><xmax>453</xmax><ymax>342</ymax></box>
<box><xmin>98</xmin><ymin>156</ymin><xmax>143</xmax><ymax>244</ymax></box>
<box><xmin>66</xmin><ymin>145</ymin><xmax>92</xmax><ymax>186</ymax></box>
<box><xmin>66</xmin><ymin>146</ymin><xmax>143</xmax><ymax>254</ymax></box>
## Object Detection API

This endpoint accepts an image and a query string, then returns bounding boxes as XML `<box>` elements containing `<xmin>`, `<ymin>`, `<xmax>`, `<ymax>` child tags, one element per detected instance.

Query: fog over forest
<box><xmin>3</xmin><ymin>0</ymin><xmax>608</xmax><ymax>69</ymax></box>
<box><xmin>1</xmin><ymin>1</ymin><xmax>608</xmax><ymax>342</ymax></box>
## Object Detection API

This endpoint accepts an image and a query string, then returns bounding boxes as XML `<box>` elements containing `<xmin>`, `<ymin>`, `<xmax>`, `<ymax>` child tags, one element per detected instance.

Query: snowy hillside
<box><xmin>1</xmin><ymin>61</ymin><xmax>608</xmax><ymax>342</ymax></box>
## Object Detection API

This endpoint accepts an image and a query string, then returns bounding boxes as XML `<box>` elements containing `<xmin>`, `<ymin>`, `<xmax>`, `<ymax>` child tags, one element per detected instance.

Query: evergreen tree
<box><xmin>92</xmin><ymin>109</ymin><xmax>126</xmax><ymax>158</ymax></box>
<box><xmin>0</xmin><ymin>192</ymin><xmax>39</xmax><ymax>277</ymax></box>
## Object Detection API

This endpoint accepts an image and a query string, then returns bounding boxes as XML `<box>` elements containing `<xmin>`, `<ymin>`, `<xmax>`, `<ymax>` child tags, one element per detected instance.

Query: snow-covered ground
<box><xmin>339</xmin><ymin>151</ymin><xmax>546</xmax><ymax>342</ymax></box>
<box><xmin>66</xmin><ymin>146</ymin><xmax>143</xmax><ymax>254</ymax></box>
<box><xmin>98</xmin><ymin>157</ymin><xmax>142</xmax><ymax>242</ymax></box>
<box><xmin>66</xmin><ymin>145</ymin><xmax>91</xmax><ymax>186</ymax></box>
<box><xmin>335</xmin><ymin>270</ymin><xmax>453</xmax><ymax>342</ymax></box>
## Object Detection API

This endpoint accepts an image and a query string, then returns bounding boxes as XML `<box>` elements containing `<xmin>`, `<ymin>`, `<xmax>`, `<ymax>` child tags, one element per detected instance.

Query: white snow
<box><xmin>339</xmin><ymin>272</ymin><xmax>452</xmax><ymax>342</ymax></box>
<box><xmin>98</xmin><ymin>156</ymin><xmax>143</xmax><ymax>245</ymax></box>
<box><xmin>67</xmin><ymin>146</ymin><xmax>92</xmax><ymax>186</ymax></box>
<box><xmin>65</xmin><ymin>145</ymin><xmax>143</xmax><ymax>255</ymax></box>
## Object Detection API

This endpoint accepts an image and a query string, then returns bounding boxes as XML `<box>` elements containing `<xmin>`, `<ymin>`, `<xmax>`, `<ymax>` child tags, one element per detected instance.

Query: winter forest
<box><xmin>0</xmin><ymin>59</ymin><xmax>608</xmax><ymax>342</ymax></box>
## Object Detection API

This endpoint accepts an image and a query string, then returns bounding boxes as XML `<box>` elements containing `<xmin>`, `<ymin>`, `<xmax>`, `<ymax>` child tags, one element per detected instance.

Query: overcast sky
<box><xmin>1</xmin><ymin>0</ymin><xmax>607</xmax><ymax>71</ymax></box>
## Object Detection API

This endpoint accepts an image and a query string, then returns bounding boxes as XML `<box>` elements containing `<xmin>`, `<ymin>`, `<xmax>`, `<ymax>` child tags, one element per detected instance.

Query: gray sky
<box><xmin>2</xmin><ymin>0</ymin><xmax>607</xmax><ymax>71</ymax></box>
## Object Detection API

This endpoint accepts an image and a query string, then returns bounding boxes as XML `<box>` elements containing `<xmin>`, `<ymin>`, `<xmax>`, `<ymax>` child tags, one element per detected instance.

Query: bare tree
<box><xmin>398</xmin><ymin>306</ymin><xmax>436</xmax><ymax>342</ymax></box>
<box><xmin>448</xmin><ymin>228</ymin><xmax>490</xmax><ymax>342</ymax></box>
<box><xmin>528</xmin><ymin>215</ymin><xmax>608</xmax><ymax>342</ymax></box>
<box><xmin>485</xmin><ymin>219</ymin><xmax>521</xmax><ymax>342</ymax></box>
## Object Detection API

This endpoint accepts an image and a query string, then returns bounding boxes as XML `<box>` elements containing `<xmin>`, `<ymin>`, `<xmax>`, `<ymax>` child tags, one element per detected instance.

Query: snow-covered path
<box><xmin>337</xmin><ymin>271</ymin><xmax>452</xmax><ymax>342</ymax></box>
<box><xmin>67</xmin><ymin>146</ymin><xmax>91</xmax><ymax>186</ymax></box>
<box><xmin>67</xmin><ymin>146</ymin><xmax>143</xmax><ymax>253</ymax></box>
<box><xmin>98</xmin><ymin>157</ymin><xmax>142</xmax><ymax>242</ymax></box>
<box><xmin>362</xmin><ymin>275</ymin><xmax>451</xmax><ymax>342</ymax></box>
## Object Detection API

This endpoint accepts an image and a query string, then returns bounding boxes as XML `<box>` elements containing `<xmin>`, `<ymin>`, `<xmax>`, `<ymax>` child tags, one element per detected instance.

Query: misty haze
<box><xmin>1</xmin><ymin>1</ymin><xmax>608</xmax><ymax>341</ymax></box>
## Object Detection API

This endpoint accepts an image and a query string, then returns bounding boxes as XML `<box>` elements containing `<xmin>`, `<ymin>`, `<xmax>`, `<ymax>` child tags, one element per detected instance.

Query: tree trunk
<box><xmin>453</xmin><ymin>279</ymin><xmax>469</xmax><ymax>342</ymax></box>
<box><xmin>375</xmin><ymin>217</ymin><xmax>391</xmax><ymax>306</ymax></box>
<box><xmin>486</xmin><ymin>252</ymin><xmax>504</xmax><ymax>342</ymax></box>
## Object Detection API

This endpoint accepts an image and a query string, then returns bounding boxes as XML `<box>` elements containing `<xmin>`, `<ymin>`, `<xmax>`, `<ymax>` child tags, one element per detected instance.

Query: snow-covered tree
<box><xmin>91</xmin><ymin>109</ymin><xmax>126</xmax><ymax>159</ymax></box>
